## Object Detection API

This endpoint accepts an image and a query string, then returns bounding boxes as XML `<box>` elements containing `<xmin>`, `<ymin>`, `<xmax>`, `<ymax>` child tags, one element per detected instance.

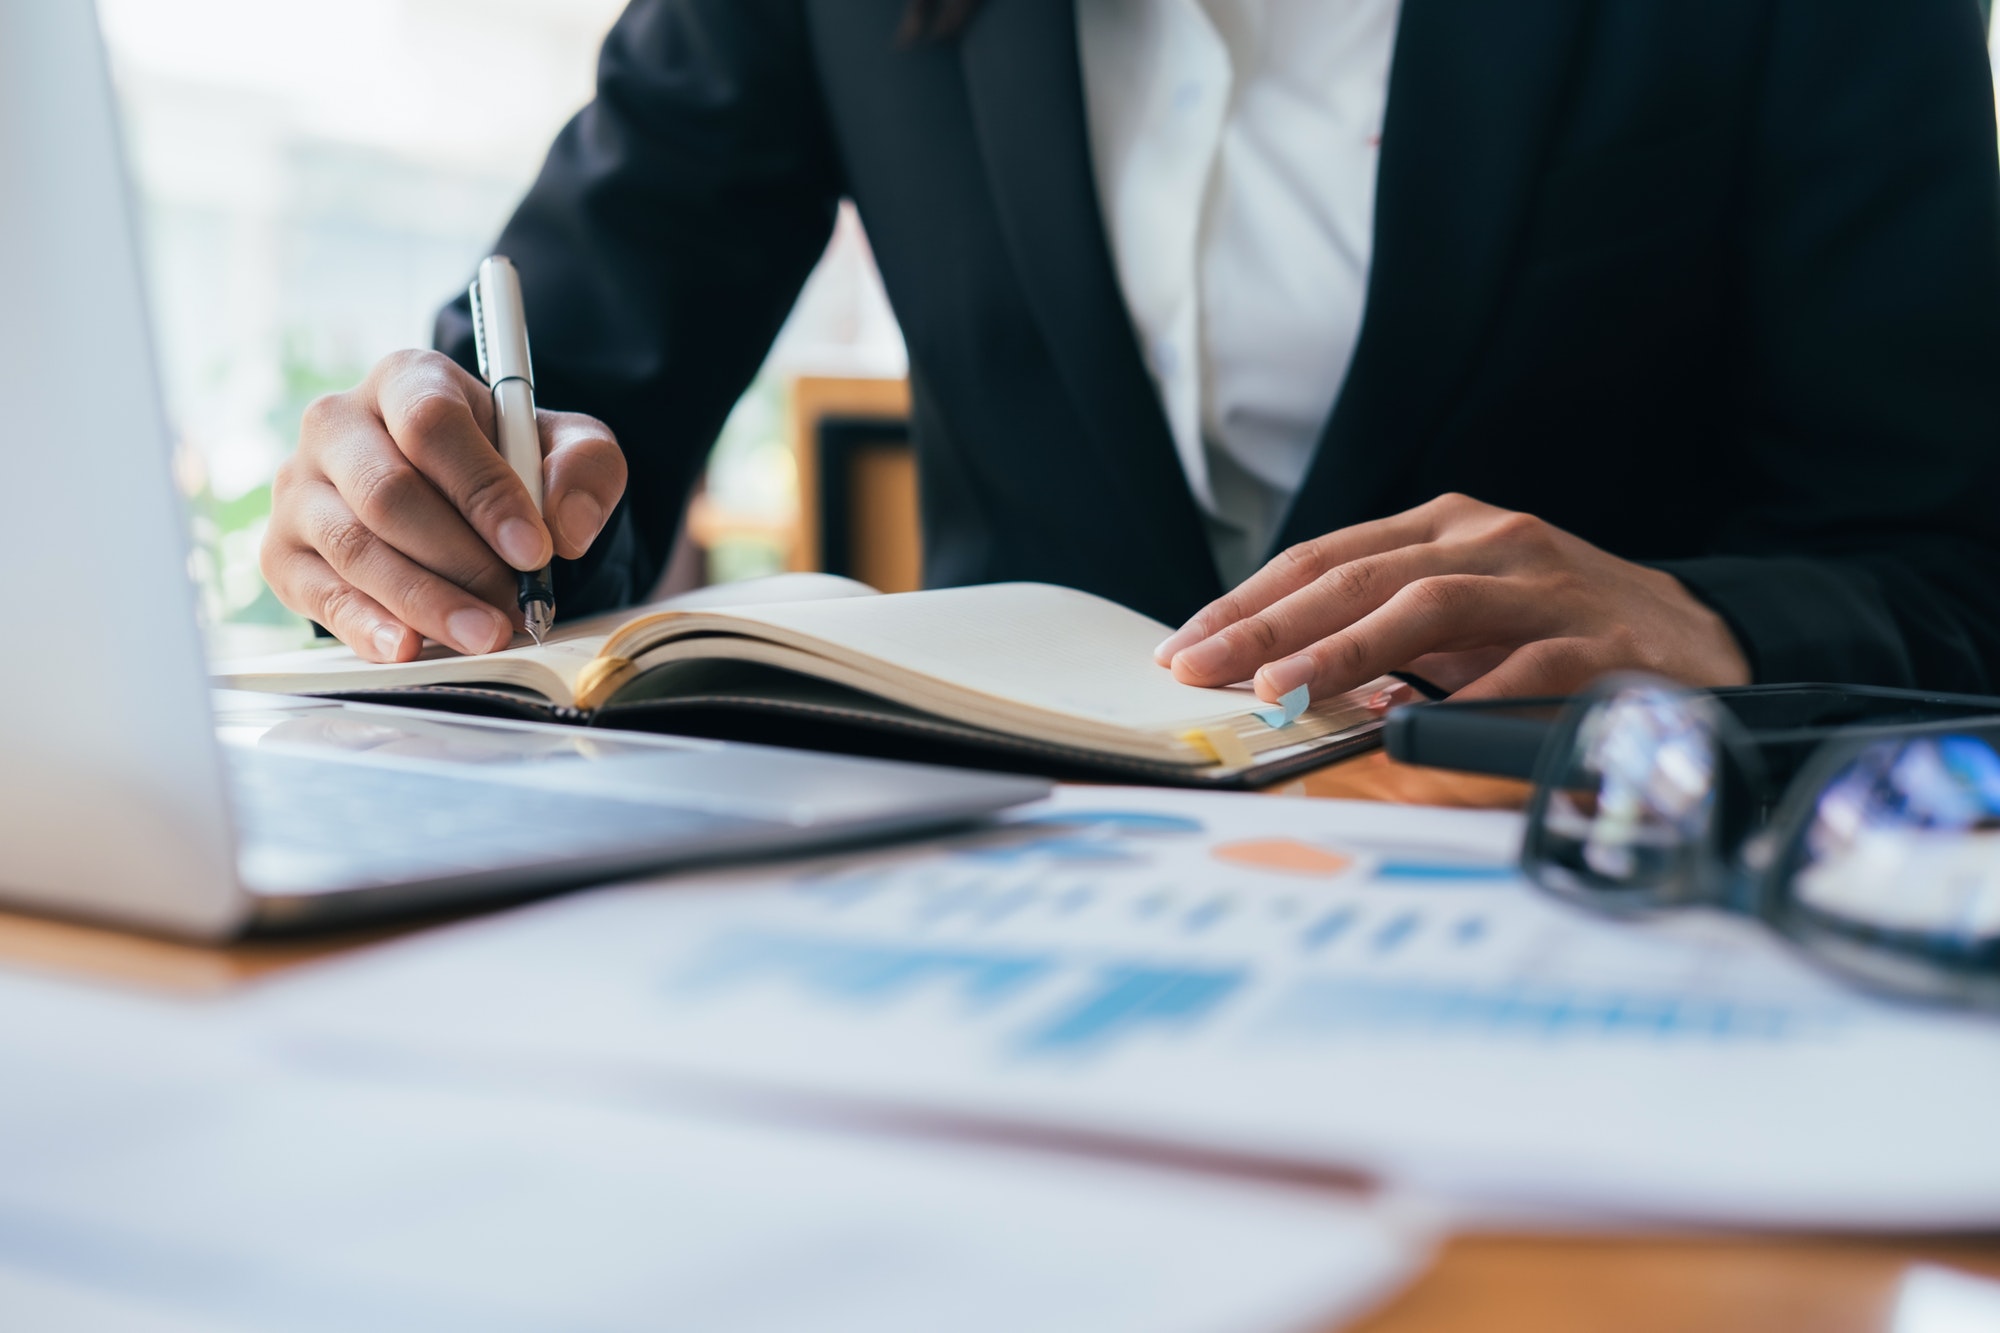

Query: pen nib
<box><xmin>524</xmin><ymin>600</ymin><xmax>555</xmax><ymax>646</ymax></box>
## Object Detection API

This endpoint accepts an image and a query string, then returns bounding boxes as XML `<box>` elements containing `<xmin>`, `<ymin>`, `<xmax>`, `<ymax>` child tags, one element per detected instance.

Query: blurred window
<box><xmin>100</xmin><ymin>0</ymin><xmax>902</xmax><ymax>653</ymax></box>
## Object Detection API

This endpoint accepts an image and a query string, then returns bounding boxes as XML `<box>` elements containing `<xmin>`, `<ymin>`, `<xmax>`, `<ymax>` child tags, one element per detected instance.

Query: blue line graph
<box><xmin>1373</xmin><ymin>862</ymin><xmax>1518</xmax><ymax>882</ymax></box>
<box><xmin>1264</xmin><ymin>978</ymin><xmax>1845</xmax><ymax>1041</ymax></box>
<box><xmin>1015</xmin><ymin>811</ymin><xmax>1207</xmax><ymax>835</ymax></box>
<box><xmin>1347</xmin><ymin>839</ymin><xmax>1519</xmax><ymax>882</ymax></box>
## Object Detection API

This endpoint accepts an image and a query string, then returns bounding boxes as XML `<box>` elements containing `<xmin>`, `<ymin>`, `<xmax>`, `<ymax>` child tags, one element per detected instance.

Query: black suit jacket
<box><xmin>438</xmin><ymin>0</ymin><xmax>2000</xmax><ymax>692</ymax></box>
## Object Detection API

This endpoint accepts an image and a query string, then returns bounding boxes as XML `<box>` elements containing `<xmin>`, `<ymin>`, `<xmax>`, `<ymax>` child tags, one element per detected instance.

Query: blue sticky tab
<box><xmin>1251</xmin><ymin>684</ymin><xmax>1310</xmax><ymax>729</ymax></box>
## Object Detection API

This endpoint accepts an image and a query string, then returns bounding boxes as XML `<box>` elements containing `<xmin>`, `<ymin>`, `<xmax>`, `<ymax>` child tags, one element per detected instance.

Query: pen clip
<box><xmin>467</xmin><ymin>275</ymin><xmax>492</xmax><ymax>385</ymax></box>
<box><xmin>470</xmin><ymin>256</ymin><xmax>534</xmax><ymax>391</ymax></box>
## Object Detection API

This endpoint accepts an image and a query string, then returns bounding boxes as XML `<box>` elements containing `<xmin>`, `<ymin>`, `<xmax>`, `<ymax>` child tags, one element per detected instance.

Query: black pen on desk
<box><xmin>469</xmin><ymin>255</ymin><xmax>556</xmax><ymax>643</ymax></box>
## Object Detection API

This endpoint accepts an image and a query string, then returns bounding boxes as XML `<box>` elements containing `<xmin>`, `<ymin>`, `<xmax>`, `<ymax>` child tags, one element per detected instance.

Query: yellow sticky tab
<box><xmin>1179</xmin><ymin>729</ymin><xmax>1219</xmax><ymax>762</ymax></box>
<box><xmin>1180</xmin><ymin>725</ymin><xmax>1254</xmax><ymax>768</ymax></box>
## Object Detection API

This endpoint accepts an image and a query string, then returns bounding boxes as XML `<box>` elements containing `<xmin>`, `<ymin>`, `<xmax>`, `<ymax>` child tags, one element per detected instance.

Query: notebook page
<box><xmin>212</xmin><ymin>573</ymin><xmax>880</xmax><ymax>701</ymax></box>
<box><xmin>213</xmin><ymin>623</ymin><xmax>609</xmax><ymax>701</ymax></box>
<box><xmin>672</xmin><ymin>583</ymin><xmax>1262</xmax><ymax>732</ymax></box>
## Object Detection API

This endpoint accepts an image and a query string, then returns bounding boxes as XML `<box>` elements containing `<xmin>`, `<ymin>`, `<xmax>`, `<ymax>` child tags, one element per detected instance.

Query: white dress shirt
<box><xmin>1077</xmin><ymin>0</ymin><xmax>1403</xmax><ymax>586</ymax></box>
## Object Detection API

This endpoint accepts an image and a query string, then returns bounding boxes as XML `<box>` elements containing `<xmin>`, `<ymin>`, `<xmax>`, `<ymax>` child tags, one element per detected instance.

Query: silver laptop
<box><xmin>0</xmin><ymin>0</ymin><xmax>1046</xmax><ymax>941</ymax></box>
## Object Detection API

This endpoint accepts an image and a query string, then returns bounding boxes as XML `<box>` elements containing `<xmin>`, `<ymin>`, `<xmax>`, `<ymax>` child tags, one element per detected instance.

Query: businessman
<box><xmin>263</xmin><ymin>0</ymin><xmax>2000</xmax><ymax>705</ymax></box>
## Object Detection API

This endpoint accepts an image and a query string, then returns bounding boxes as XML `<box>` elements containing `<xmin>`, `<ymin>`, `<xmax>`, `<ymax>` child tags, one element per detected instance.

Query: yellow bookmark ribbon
<box><xmin>573</xmin><ymin>655</ymin><xmax>638</xmax><ymax>711</ymax></box>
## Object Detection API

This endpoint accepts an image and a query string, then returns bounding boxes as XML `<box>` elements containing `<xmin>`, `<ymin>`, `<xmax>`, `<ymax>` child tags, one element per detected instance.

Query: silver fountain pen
<box><xmin>469</xmin><ymin>255</ymin><xmax>556</xmax><ymax>643</ymax></box>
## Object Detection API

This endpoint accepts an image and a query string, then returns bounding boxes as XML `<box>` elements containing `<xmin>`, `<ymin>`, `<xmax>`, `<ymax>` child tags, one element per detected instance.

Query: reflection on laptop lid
<box><xmin>0</xmin><ymin>0</ymin><xmax>1047</xmax><ymax>943</ymax></box>
<box><xmin>0</xmin><ymin>0</ymin><xmax>245</xmax><ymax>936</ymax></box>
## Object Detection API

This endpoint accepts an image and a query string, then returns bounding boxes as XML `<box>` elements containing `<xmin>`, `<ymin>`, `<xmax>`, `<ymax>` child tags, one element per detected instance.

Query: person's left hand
<box><xmin>1154</xmin><ymin>492</ymin><xmax>1751</xmax><ymax>702</ymax></box>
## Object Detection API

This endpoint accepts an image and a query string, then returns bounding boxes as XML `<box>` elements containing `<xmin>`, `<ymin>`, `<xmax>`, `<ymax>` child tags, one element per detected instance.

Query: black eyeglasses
<box><xmin>1521</xmin><ymin>675</ymin><xmax>2000</xmax><ymax>1009</ymax></box>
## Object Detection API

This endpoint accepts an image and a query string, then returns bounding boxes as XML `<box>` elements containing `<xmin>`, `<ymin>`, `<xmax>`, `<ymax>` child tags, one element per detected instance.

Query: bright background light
<box><xmin>95</xmin><ymin>3</ymin><xmax>2000</xmax><ymax>650</ymax></box>
<box><xmin>97</xmin><ymin>0</ymin><xmax>905</xmax><ymax>649</ymax></box>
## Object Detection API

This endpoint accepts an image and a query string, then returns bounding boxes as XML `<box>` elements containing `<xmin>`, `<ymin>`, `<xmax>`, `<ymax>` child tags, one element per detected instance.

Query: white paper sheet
<box><xmin>0</xmin><ymin>970</ymin><xmax>1420</xmax><ymax>1333</ymax></box>
<box><xmin>254</xmin><ymin>787</ymin><xmax>2000</xmax><ymax>1230</ymax></box>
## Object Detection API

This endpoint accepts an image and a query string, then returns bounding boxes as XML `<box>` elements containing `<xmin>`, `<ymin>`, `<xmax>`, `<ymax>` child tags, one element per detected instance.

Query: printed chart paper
<box><xmin>0</xmin><ymin>970</ymin><xmax>1421</xmax><ymax>1333</ymax></box>
<box><xmin>260</xmin><ymin>787</ymin><xmax>2000</xmax><ymax>1228</ymax></box>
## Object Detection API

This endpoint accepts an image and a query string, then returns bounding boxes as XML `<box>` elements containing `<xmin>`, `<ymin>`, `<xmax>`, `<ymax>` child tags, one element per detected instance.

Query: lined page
<box><xmin>213</xmin><ymin>573</ymin><xmax>879</xmax><ymax>702</ymax></box>
<box><xmin>621</xmin><ymin>583</ymin><xmax>1264</xmax><ymax>732</ymax></box>
<box><xmin>212</xmin><ymin>629</ymin><xmax>605</xmax><ymax>702</ymax></box>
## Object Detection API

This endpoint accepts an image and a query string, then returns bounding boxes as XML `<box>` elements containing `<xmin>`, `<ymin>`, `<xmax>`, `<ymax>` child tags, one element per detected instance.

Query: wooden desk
<box><xmin>2</xmin><ymin>751</ymin><xmax>1994</xmax><ymax>1332</ymax></box>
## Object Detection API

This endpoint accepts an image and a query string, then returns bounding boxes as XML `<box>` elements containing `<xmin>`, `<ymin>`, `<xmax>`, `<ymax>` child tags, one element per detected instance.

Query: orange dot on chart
<box><xmin>1211</xmin><ymin>838</ymin><xmax>1354</xmax><ymax>878</ymax></box>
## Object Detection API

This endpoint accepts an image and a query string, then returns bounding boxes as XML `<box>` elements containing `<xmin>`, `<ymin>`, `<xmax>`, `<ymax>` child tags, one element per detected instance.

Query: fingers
<box><xmin>279</xmin><ymin>477</ymin><xmax>514</xmax><ymax>658</ymax></box>
<box><xmin>539</xmin><ymin>410</ymin><xmax>626</xmax><ymax>560</ymax></box>
<box><xmin>1145</xmin><ymin>492</ymin><xmax>1734</xmax><ymax>708</ymax></box>
<box><xmin>263</xmin><ymin>349</ymin><xmax>631</xmax><ymax>658</ymax></box>
<box><xmin>1168</xmin><ymin>541</ymin><xmax>1468</xmax><ymax>687</ymax></box>
<box><xmin>1398</xmin><ymin>646</ymin><xmax>1515</xmax><ymax>695</ymax></box>
<box><xmin>1153</xmin><ymin>495</ymin><xmax>1482</xmax><ymax>664</ymax></box>
<box><xmin>261</xmin><ymin>540</ymin><xmax>418</xmax><ymax>664</ymax></box>
<box><xmin>373</xmin><ymin>352</ymin><xmax>553</xmax><ymax>573</ymax></box>
<box><xmin>1248</xmin><ymin>574</ymin><xmax>1545</xmax><ymax>703</ymax></box>
<box><xmin>307</xmin><ymin>394</ymin><xmax>519</xmax><ymax>612</ymax></box>
<box><xmin>1447</xmin><ymin>638</ymin><xmax>1605</xmax><ymax>701</ymax></box>
<box><xmin>1154</xmin><ymin>513</ymin><xmax>1435</xmax><ymax>664</ymax></box>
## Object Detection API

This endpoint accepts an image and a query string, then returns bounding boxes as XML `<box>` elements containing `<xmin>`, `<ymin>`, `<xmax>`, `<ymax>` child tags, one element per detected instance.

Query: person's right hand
<box><xmin>261</xmin><ymin>349</ymin><xmax>627</xmax><ymax>662</ymax></box>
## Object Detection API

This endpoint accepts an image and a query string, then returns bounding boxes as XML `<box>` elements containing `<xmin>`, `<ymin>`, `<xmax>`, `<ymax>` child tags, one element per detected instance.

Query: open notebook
<box><xmin>217</xmin><ymin>576</ymin><xmax>1390</xmax><ymax>787</ymax></box>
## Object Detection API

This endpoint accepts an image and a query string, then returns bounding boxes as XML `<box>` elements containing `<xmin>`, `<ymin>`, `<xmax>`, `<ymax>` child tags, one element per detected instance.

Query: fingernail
<box><xmin>447</xmin><ymin>607</ymin><xmax>509</xmax><ymax>655</ymax></box>
<box><xmin>557</xmin><ymin>492</ymin><xmax>606</xmax><ymax>551</ymax></box>
<box><xmin>1256</xmin><ymin>654</ymin><xmax>1316</xmax><ymax>700</ymax></box>
<box><xmin>1153</xmin><ymin>623</ymin><xmax>1202</xmax><ymax>664</ymax></box>
<box><xmin>496</xmin><ymin>517</ymin><xmax>549</xmax><ymax>570</ymax></box>
<box><xmin>1171</xmin><ymin>636</ymin><xmax>1232</xmax><ymax>680</ymax></box>
<box><xmin>371</xmin><ymin>624</ymin><xmax>406</xmax><ymax>660</ymax></box>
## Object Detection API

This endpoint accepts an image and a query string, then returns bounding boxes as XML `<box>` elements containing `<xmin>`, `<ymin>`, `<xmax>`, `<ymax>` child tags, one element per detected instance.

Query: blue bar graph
<box><xmin>1182</xmin><ymin>898</ymin><xmax>1232</xmax><ymax>934</ymax></box>
<box><xmin>674</xmin><ymin>933</ymin><xmax>1249</xmax><ymax>1057</ymax></box>
<box><xmin>1371</xmin><ymin>912</ymin><xmax>1420</xmax><ymax>955</ymax></box>
<box><xmin>1055</xmin><ymin>887</ymin><xmax>1096</xmax><ymax>915</ymax></box>
<box><xmin>1017</xmin><ymin>964</ymin><xmax>1247</xmax><ymax>1054</ymax></box>
<box><xmin>675</xmin><ymin>931</ymin><xmax>1056</xmax><ymax>1012</ymax></box>
<box><xmin>1301</xmin><ymin>908</ymin><xmax>1356</xmax><ymax>952</ymax></box>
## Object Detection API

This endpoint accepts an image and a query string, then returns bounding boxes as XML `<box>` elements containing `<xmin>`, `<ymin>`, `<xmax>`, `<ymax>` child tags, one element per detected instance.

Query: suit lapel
<box><xmin>959</xmin><ymin>0</ymin><xmax>1221</xmax><ymax>603</ymax></box>
<box><xmin>1273</xmin><ymin>0</ymin><xmax>1593</xmax><ymax>553</ymax></box>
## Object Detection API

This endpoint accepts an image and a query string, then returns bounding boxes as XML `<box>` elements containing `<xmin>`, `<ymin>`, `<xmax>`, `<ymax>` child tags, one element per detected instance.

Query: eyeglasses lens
<box><xmin>1782</xmin><ymin>735</ymin><xmax>2000</xmax><ymax>990</ymax></box>
<box><xmin>1532</xmin><ymin>684</ymin><xmax>1720</xmax><ymax>906</ymax></box>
